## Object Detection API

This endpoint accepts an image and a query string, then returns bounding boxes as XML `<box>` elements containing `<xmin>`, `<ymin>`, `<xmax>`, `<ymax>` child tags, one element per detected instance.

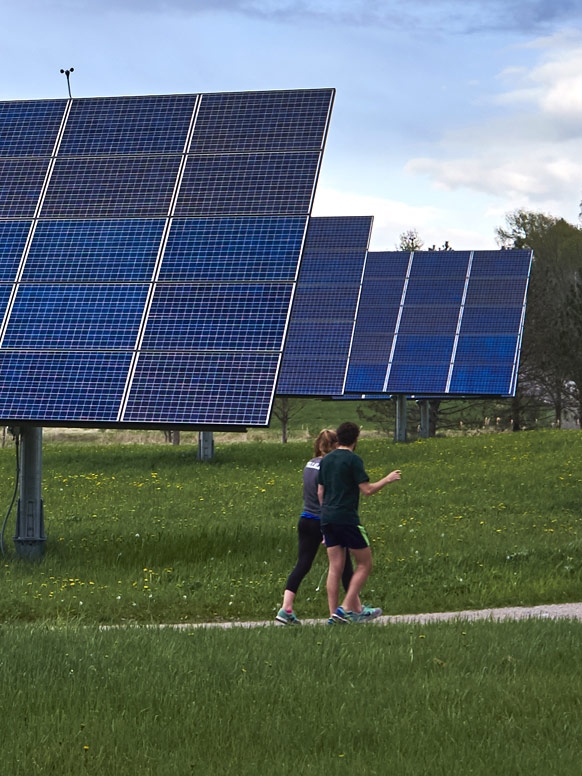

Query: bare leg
<box><xmin>326</xmin><ymin>545</ymin><xmax>347</xmax><ymax>616</ymax></box>
<box><xmin>341</xmin><ymin>547</ymin><xmax>373</xmax><ymax>613</ymax></box>
<box><xmin>281</xmin><ymin>590</ymin><xmax>295</xmax><ymax>611</ymax></box>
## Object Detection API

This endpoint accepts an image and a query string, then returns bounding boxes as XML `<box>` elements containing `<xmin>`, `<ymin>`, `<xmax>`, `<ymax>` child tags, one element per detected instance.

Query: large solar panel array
<box><xmin>0</xmin><ymin>89</ymin><xmax>334</xmax><ymax>427</ymax></box>
<box><xmin>277</xmin><ymin>215</ymin><xmax>372</xmax><ymax>395</ymax></box>
<box><xmin>280</xmin><ymin>246</ymin><xmax>532</xmax><ymax>398</ymax></box>
<box><xmin>346</xmin><ymin>249</ymin><xmax>533</xmax><ymax>397</ymax></box>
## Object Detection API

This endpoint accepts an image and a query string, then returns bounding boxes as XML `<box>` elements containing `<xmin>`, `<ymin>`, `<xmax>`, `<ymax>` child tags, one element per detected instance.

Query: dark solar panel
<box><xmin>277</xmin><ymin>215</ymin><xmax>373</xmax><ymax>395</ymax></box>
<box><xmin>43</xmin><ymin>156</ymin><xmax>182</xmax><ymax>219</ymax></box>
<box><xmin>189</xmin><ymin>90</ymin><xmax>332</xmax><ymax>153</ymax></box>
<box><xmin>60</xmin><ymin>95</ymin><xmax>198</xmax><ymax>156</ymax></box>
<box><xmin>0</xmin><ymin>88</ymin><xmax>335</xmax><ymax>427</ymax></box>
<box><xmin>175</xmin><ymin>152</ymin><xmax>321</xmax><ymax>217</ymax></box>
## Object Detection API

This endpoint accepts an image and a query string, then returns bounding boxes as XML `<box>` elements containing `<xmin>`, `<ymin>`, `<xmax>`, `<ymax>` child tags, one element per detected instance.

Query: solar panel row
<box><xmin>280</xmin><ymin>246</ymin><xmax>533</xmax><ymax>399</ymax></box>
<box><xmin>277</xmin><ymin>216</ymin><xmax>373</xmax><ymax>396</ymax></box>
<box><xmin>0</xmin><ymin>89</ymin><xmax>335</xmax><ymax>426</ymax></box>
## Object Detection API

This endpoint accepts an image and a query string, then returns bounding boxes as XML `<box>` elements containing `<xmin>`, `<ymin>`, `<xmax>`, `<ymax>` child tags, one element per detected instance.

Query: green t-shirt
<box><xmin>317</xmin><ymin>448</ymin><xmax>369</xmax><ymax>526</ymax></box>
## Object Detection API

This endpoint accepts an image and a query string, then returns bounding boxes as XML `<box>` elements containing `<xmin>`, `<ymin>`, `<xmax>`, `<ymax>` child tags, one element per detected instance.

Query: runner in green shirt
<box><xmin>317</xmin><ymin>421</ymin><xmax>401</xmax><ymax>623</ymax></box>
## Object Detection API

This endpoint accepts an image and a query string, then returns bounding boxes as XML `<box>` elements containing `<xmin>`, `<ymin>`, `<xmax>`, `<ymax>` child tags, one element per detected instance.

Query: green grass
<box><xmin>1</xmin><ymin>429</ymin><xmax>581</xmax><ymax>774</ymax></box>
<box><xmin>2</xmin><ymin>619</ymin><xmax>581</xmax><ymax>775</ymax></box>
<box><xmin>0</xmin><ymin>429</ymin><xmax>580</xmax><ymax>624</ymax></box>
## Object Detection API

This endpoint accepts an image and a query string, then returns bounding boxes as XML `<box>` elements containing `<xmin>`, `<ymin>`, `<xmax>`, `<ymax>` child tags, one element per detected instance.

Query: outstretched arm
<box><xmin>359</xmin><ymin>470</ymin><xmax>401</xmax><ymax>496</ymax></box>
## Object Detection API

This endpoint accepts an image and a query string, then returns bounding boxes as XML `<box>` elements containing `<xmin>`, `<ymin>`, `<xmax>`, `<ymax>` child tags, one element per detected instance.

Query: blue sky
<box><xmin>2</xmin><ymin>0</ymin><xmax>582</xmax><ymax>249</ymax></box>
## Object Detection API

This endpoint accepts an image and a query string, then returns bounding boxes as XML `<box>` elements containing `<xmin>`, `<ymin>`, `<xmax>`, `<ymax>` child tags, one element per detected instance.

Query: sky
<box><xmin>2</xmin><ymin>0</ymin><xmax>582</xmax><ymax>250</ymax></box>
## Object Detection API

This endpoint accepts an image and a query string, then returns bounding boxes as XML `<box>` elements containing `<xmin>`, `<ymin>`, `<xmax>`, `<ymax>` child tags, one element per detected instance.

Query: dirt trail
<box><xmin>151</xmin><ymin>602</ymin><xmax>582</xmax><ymax>630</ymax></box>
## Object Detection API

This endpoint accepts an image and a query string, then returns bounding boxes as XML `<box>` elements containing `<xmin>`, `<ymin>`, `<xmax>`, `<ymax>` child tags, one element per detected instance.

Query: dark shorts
<box><xmin>321</xmin><ymin>523</ymin><xmax>370</xmax><ymax>550</ymax></box>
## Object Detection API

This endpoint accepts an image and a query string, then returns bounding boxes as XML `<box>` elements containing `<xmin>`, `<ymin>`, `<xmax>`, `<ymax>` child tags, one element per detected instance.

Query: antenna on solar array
<box><xmin>60</xmin><ymin>67</ymin><xmax>74</xmax><ymax>98</ymax></box>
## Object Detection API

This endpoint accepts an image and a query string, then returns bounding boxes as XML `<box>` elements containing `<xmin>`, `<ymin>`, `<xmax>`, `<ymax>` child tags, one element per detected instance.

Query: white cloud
<box><xmin>312</xmin><ymin>186</ymin><xmax>495</xmax><ymax>250</ymax></box>
<box><xmin>403</xmin><ymin>31</ymin><xmax>582</xmax><ymax>222</ymax></box>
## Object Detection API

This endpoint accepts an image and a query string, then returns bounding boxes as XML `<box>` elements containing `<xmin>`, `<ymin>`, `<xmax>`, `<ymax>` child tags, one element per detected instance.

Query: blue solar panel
<box><xmin>175</xmin><ymin>152</ymin><xmax>321</xmax><ymax>217</ymax></box>
<box><xmin>43</xmin><ymin>156</ymin><xmax>182</xmax><ymax>219</ymax></box>
<box><xmin>0</xmin><ymin>352</ymin><xmax>132</xmax><ymax>422</ymax></box>
<box><xmin>189</xmin><ymin>90</ymin><xmax>333</xmax><ymax>153</ymax></box>
<box><xmin>160</xmin><ymin>217</ymin><xmax>306</xmax><ymax>282</ymax></box>
<box><xmin>0</xmin><ymin>99</ymin><xmax>66</xmax><ymax>157</ymax></box>
<box><xmin>60</xmin><ymin>96</ymin><xmax>198</xmax><ymax>156</ymax></box>
<box><xmin>0</xmin><ymin>286</ymin><xmax>12</xmax><ymax>321</ymax></box>
<box><xmin>142</xmin><ymin>284</ymin><xmax>292</xmax><ymax>350</ymax></box>
<box><xmin>0</xmin><ymin>222</ymin><xmax>31</xmax><ymax>281</ymax></box>
<box><xmin>0</xmin><ymin>158</ymin><xmax>51</xmax><ymax>218</ymax></box>
<box><xmin>0</xmin><ymin>88</ymin><xmax>335</xmax><ymax>426</ymax></box>
<box><xmin>123</xmin><ymin>352</ymin><xmax>281</xmax><ymax>425</ymax></box>
<box><xmin>4</xmin><ymin>284</ymin><xmax>148</xmax><ymax>350</ymax></box>
<box><xmin>277</xmin><ymin>216</ymin><xmax>373</xmax><ymax>396</ymax></box>
<box><xmin>23</xmin><ymin>220</ymin><xmax>165</xmax><ymax>282</ymax></box>
<box><xmin>344</xmin><ymin>249</ymin><xmax>533</xmax><ymax>397</ymax></box>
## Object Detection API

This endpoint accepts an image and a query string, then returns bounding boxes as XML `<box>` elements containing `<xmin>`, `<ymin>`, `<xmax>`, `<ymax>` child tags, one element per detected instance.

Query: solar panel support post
<box><xmin>14</xmin><ymin>426</ymin><xmax>46</xmax><ymax>560</ymax></box>
<box><xmin>198</xmin><ymin>431</ymin><xmax>214</xmax><ymax>461</ymax></box>
<box><xmin>417</xmin><ymin>400</ymin><xmax>430</xmax><ymax>439</ymax></box>
<box><xmin>393</xmin><ymin>395</ymin><xmax>407</xmax><ymax>443</ymax></box>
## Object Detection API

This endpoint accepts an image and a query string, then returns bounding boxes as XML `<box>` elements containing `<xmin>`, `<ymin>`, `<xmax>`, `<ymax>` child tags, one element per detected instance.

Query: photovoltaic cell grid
<box><xmin>277</xmin><ymin>216</ymin><xmax>373</xmax><ymax>395</ymax></box>
<box><xmin>344</xmin><ymin>249</ymin><xmax>533</xmax><ymax>397</ymax></box>
<box><xmin>0</xmin><ymin>89</ymin><xmax>334</xmax><ymax>426</ymax></box>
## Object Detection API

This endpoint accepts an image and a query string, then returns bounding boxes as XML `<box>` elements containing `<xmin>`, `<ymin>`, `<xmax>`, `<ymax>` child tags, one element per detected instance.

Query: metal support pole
<box><xmin>393</xmin><ymin>395</ymin><xmax>407</xmax><ymax>443</ymax></box>
<box><xmin>418</xmin><ymin>400</ymin><xmax>430</xmax><ymax>439</ymax></box>
<box><xmin>14</xmin><ymin>426</ymin><xmax>45</xmax><ymax>560</ymax></box>
<box><xmin>198</xmin><ymin>431</ymin><xmax>214</xmax><ymax>461</ymax></box>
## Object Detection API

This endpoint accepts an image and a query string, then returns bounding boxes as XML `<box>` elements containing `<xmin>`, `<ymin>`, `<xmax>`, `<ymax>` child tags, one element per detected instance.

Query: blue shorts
<box><xmin>321</xmin><ymin>523</ymin><xmax>370</xmax><ymax>550</ymax></box>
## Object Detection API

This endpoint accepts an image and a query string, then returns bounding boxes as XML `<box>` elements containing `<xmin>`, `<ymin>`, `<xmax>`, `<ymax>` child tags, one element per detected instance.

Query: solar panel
<box><xmin>276</xmin><ymin>215</ymin><xmax>373</xmax><ymax>395</ymax></box>
<box><xmin>0</xmin><ymin>88</ymin><xmax>334</xmax><ymax>427</ymax></box>
<box><xmin>345</xmin><ymin>249</ymin><xmax>532</xmax><ymax>397</ymax></box>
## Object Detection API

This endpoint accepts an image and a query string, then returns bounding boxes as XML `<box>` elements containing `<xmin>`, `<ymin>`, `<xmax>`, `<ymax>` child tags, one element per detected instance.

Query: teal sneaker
<box><xmin>349</xmin><ymin>605</ymin><xmax>382</xmax><ymax>623</ymax></box>
<box><xmin>275</xmin><ymin>608</ymin><xmax>301</xmax><ymax>625</ymax></box>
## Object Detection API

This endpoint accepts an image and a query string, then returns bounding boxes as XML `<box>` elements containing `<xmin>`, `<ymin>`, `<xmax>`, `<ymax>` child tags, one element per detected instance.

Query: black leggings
<box><xmin>285</xmin><ymin>517</ymin><xmax>354</xmax><ymax>594</ymax></box>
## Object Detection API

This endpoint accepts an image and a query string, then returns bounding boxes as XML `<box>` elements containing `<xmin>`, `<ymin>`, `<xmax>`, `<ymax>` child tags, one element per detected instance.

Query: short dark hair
<box><xmin>336</xmin><ymin>421</ymin><xmax>360</xmax><ymax>447</ymax></box>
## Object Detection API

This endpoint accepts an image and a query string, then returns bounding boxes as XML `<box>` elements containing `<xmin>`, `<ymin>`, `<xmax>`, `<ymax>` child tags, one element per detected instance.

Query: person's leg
<box><xmin>280</xmin><ymin>518</ymin><xmax>322</xmax><ymax>612</ymax></box>
<box><xmin>341</xmin><ymin>551</ymin><xmax>353</xmax><ymax>592</ymax></box>
<box><xmin>340</xmin><ymin>546</ymin><xmax>373</xmax><ymax>613</ymax></box>
<box><xmin>326</xmin><ymin>544</ymin><xmax>347</xmax><ymax>616</ymax></box>
<box><xmin>341</xmin><ymin>550</ymin><xmax>362</xmax><ymax>613</ymax></box>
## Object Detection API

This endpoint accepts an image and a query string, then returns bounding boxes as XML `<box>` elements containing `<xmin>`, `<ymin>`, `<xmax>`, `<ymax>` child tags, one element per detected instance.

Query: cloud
<box><xmin>18</xmin><ymin>0</ymin><xmax>582</xmax><ymax>33</ymax></box>
<box><xmin>404</xmin><ymin>32</ymin><xmax>582</xmax><ymax>220</ymax></box>
<box><xmin>310</xmin><ymin>186</ymin><xmax>489</xmax><ymax>250</ymax></box>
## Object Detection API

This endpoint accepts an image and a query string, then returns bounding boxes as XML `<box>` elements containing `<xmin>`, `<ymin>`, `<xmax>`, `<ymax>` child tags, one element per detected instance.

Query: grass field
<box><xmin>1</xmin><ymin>428</ymin><xmax>580</xmax><ymax>624</ymax></box>
<box><xmin>1</xmin><ymin>428</ymin><xmax>580</xmax><ymax>774</ymax></box>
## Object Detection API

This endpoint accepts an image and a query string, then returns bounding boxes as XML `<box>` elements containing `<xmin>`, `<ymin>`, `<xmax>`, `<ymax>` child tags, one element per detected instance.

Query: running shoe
<box><xmin>275</xmin><ymin>608</ymin><xmax>301</xmax><ymax>625</ymax></box>
<box><xmin>331</xmin><ymin>606</ymin><xmax>350</xmax><ymax>623</ymax></box>
<box><xmin>349</xmin><ymin>605</ymin><xmax>382</xmax><ymax>623</ymax></box>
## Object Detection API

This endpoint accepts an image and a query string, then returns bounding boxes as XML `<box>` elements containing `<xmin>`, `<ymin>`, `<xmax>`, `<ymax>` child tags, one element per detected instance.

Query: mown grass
<box><xmin>0</xmin><ymin>429</ymin><xmax>580</xmax><ymax>624</ymax></box>
<box><xmin>1</xmin><ymin>429</ymin><xmax>581</xmax><ymax>774</ymax></box>
<box><xmin>2</xmin><ymin>619</ymin><xmax>581</xmax><ymax>775</ymax></box>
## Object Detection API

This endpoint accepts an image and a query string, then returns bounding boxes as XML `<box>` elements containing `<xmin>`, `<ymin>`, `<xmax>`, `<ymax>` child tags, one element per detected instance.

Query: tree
<box><xmin>496</xmin><ymin>209</ymin><xmax>582</xmax><ymax>426</ymax></box>
<box><xmin>397</xmin><ymin>229</ymin><xmax>424</xmax><ymax>251</ymax></box>
<box><xmin>271</xmin><ymin>396</ymin><xmax>307</xmax><ymax>443</ymax></box>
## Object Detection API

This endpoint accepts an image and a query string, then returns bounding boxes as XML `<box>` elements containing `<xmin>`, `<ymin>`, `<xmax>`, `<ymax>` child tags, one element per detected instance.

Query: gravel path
<box><xmin>153</xmin><ymin>602</ymin><xmax>582</xmax><ymax>630</ymax></box>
